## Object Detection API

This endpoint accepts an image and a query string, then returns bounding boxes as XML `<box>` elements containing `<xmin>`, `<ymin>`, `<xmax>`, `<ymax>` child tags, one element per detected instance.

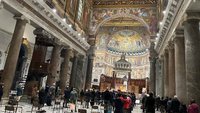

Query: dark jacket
<box><xmin>145</xmin><ymin>96</ymin><xmax>155</xmax><ymax>113</ymax></box>
<box><xmin>171</xmin><ymin>98</ymin><xmax>180</xmax><ymax>113</ymax></box>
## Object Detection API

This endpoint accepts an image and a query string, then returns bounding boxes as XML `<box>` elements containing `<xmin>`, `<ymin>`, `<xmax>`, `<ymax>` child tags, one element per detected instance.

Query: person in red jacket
<box><xmin>188</xmin><ymin>99</ymin><xmax>199</xmax><ymax>113</ymax></box>
<box><xmin>120</xmin><ymin>94</ymin><xmax>132</xmax><ymax>113</ymax></box>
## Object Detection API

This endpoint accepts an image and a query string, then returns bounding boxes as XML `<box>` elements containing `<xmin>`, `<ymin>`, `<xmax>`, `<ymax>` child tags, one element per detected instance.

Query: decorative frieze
<box><xmin>155</xmin><ymin>0</ymin><xmax>186</xmax><ymax>53</ymax></box>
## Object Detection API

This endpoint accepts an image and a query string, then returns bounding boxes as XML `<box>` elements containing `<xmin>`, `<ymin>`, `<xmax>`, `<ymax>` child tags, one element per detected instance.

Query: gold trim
<box><xmin>93</xmin><ymin>4</ymin><xmax>157</xmax><ymax>8</ymax></box>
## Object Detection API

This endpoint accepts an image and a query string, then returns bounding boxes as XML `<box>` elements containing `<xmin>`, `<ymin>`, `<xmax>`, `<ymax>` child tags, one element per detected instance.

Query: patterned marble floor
<box><xmin>0</xmin><ymin>100</ymin><xmax>161</xmax><ymax>113</ymax></box>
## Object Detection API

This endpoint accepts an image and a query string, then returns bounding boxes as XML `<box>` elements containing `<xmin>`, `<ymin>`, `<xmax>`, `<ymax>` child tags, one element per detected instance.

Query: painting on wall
<box><xmin>90</xmin><ymin>7</ymin><xmax>158</xmax><ymax>35</ymax></box>
<box><xmin>107</xmin><ymin>30</ymin><xmax>149</xmax><ymax>54</ymax></box>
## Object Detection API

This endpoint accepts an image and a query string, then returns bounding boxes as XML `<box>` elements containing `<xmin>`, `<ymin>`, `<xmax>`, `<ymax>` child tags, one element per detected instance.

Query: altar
<box><xmin>99</xmin><ymin>55</ymin><xmax>146</xmax><ymax>94</ymax></box>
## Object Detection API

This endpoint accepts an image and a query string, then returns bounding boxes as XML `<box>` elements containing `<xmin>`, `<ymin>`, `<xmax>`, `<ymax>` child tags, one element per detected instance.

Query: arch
<box><xmin>91</xmin><ymin>13</ymin><xmax>150</xmax><ymax>35</ymax></box>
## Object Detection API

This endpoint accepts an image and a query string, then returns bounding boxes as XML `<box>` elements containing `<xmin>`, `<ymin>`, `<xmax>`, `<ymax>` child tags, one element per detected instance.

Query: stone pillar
<box><xmin>59</xmin><ymin>48</ymin><xmax>72</xmax><ymax>94</ymax></box>
<box><xmin>69</xmin><ymin>51</ymin><xmax>78</xmax><ymax>88</ymax></box>
<box><xmin>155</xmin><ymin>58</ymin><xmax>160</xmax><ymax>96</ymax></box>
<box><xmin>184</xmin><ymin>19</ymin><xmax>200</xmax><ymax>105</ymax></box>
<box><xmin>149</xmin><ymin>41</ymin><xmax>157</xmax><ymax>94</ymax></box>
<box><xmin>76</xmin><ymin>55</ymin><xmax>85</xmax><ymax>91</ymax></box>
<box><xmin>85</xmin><ymin>46</ymin><xmax>95</xmax><ymax>90</ymax></box>
<box><xmin>82</xmin><ymin>56</ymin><xmax>88</xmax><ymax>90</ymax></box>
<box><xmin>174</xmin><ymin>29</ymin><xmax>187</xmax><ymax>103</ymax></box>
<box><xmin>46</xmin><ymin>43</ymin><xmax>61</xmax><ymax>86</ymax></box>
<box><xmin>111</xmin><ymin>71</ymin><xmax>116</xmax><ymax>89</ymax></box>
<box><xmin>128</xmin><ymin>72</ymin><xmax>131</xmax><ymax>92</ymax></box>
<box><xmin>163</xmin><ymin>50</ymin><xmax>169</xmax><ymax>97</ymax></box>
<box><xmin>168</xmin><ymin>41</ymin><xmax>175</xmax><ymax>98</ymax></box>
<box><xmin>1</xmin><ymin>16</ymin><xmax>27</xmax><ymax>97</ymax></box>
<box><xmin>159</xmin><ymin>56</ymin><xmax>165</xmax><ymax>97</ymax></box>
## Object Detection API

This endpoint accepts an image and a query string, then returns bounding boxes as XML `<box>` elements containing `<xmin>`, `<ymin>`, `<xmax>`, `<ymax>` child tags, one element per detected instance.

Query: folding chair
<box><xmin>78</xmin><ymin>109</ymin><xmax>87</xmax><ymax>113</ymax></box>
<box><xmin>5</xmin><ymin>105</ymin><xmax>15</xmax><ymax>113</ymax></box>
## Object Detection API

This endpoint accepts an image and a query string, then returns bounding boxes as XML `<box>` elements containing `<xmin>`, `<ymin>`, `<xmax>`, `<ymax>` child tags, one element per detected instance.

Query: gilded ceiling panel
<box><xmin>93</xmin><ymin>0</ymin><xmax>157</xmax><ymax>8</ymax></box>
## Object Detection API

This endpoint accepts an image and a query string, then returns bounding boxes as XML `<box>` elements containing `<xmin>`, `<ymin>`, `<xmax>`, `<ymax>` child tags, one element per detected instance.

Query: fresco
<box><xmin>90</xmin><ymin>7</ymin><xmax>158</xmax><ymax>35</ymax></box>
<box><xmin>107</xmin><ymin>30</ymin><xmax>149</xmax><ymax>54</ymax></box>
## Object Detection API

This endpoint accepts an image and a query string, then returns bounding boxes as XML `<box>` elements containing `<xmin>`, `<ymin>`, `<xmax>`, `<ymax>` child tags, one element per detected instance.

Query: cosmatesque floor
<box><xmin>0</xmin><ymin>100</ymin><xmax>161</xmax><ymax>113</ymax></box>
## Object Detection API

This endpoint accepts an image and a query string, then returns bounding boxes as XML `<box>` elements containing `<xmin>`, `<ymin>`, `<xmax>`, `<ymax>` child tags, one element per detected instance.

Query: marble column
<box><xmin>168</xmin><ymin>41</ymin><xmax>175</xmax><ymax>98</ymax></box>
<box><xmin>46</xmin><ymin>44</ymin><xmax>61</xmax><ymax>86</ymax></box>
<box><xmin>75</xmin><ymin>55</ymin><xmax>85</xmax><ymax>91</ymax></box>
<box><xmin>85</xmin><ymin>46</ymin><xmax>95</xmax><ymax>90</ymax></box>
<box><xmin>164</xmin><ymin>50</ymin><xmax>169</xmax><ymax>97</ymax></box>
<box><xmin>184</xmin><ymin>19</ymin><xmax>200</xmax><ymax>105</ymax></box>
<box><xmin>2</xmin><ymin>16</ymin><xmax>27</xmax><ymax>97</ymax></box>
<box><xmin>174</xmin><ymin>29</ymin><xmax>187</xmax><ymax>103</ymax></box>
<box><xmin>82</xmin><ymin>56</ymin><xmax>88</xmax><ymax>90</ymax></box>
<box><xmin>149</xmin><ymin>42</ymin><xmax>157</xmax><ymax>94</ymax></box>
<box><xmin>111</xmin><ymin>71</ymin><xmax>116</xmax><ymax>89</ymax></box>
<box><xmin>160</xmin><ymin>56</ymin><xmax>165</xmax><ymax>97</ymax></box>
<box><xmin>69</xmin><ymin>51</ymin><xmax>78</xmax><ymax>88</ymax></box>
<box><xmin>155</xmin><ymin>58</ymin><xmax>161</xmax><ymax>96</ymax></box>
<box><xmin>59</xmin><ymin>48</ymin><xmax>72</xmax><ymax>94</ymax></box>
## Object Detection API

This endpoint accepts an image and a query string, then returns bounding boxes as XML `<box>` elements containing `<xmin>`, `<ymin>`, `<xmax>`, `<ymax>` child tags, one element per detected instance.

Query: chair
<box><xmin>78</xmin><ymin>109</ymin><xmax>87</xmax><ymax>113</ymax></box>
<box><xmin>31</xmin><ymin>99</ymin><xmax>40</xmax><ymax>113</ymax></box>
<box><xmin>53</xmin><ymin>98</ymin><xmax>61</xmax><ymax>110</ymax></box>
<box><xmin>4</xmin><ymin>105</ymin><xmax>15</xmax><ymax>113</ymax></box>
<box><xmin>91</xmin><ymin>105</ymin><xmax>100</xmax><ymax>113</ymax></box>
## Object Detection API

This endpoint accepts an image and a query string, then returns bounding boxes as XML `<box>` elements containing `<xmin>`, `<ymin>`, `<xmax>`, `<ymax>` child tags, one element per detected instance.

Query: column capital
<box><xmin>14</xmin><ymin>15</ymin><xmax>30</xmax><ymax>23</ymax></box>
<box><xmin>173</xmin><ymin>28</ymin><xmax>184</xmax><ymax>43</ymax></box>
<box><xmin>164</xmin><ymin>49</ymin><xmax>168</xmax><ymax>55</ymax></box>
<box><xmin>87</xmin><ymin>35</ymin><xmax>97</xmax><ymax>46</ymax></box>
<box><xmin>34</xmin><ymin>28</ymin><xmax>55</xmax><ymax>39</ymax></box>
<box><xmin>53</xmin><ymin>38</ymin><xmax>61</xmax><ymax>46</ymax></box>
<box><xmin>167</xmin><ymin>41</ymin><xmax>174</xmax><ymax>50</ymax></box>
<box><xmin>158</xmin><ymin>55</ymin><xmax>164</xmax><ymax>62</ymax></box>
<box><xmin>185</xmin><ymin>12</ymin><xmax>200</xmax><ymax>21</ymax></box>
<box><xmin>175</xmin><ymin>28</ymin><xmax>184</xmax><ymax>37</ymax></box>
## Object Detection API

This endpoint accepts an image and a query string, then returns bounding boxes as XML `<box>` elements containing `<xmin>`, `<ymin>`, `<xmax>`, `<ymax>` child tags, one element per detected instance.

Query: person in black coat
<box><xmin>171</xmin><ymin>96</ymin><xmax>180</xmax><ymax>113</ymax></box>
<box><xmin>145</xmin><ymin>92</ymin><xmax>155</xmax><ymax>113</ymax></box>
<box><xmin>84</xmin><ymin>90</ymin><xmax>91</xmax><ymax>108</ymax></box>
<box><xmin>113</xmin><ymin>93</ymin><xmax>124</xmax><ymax>113</ymax></box>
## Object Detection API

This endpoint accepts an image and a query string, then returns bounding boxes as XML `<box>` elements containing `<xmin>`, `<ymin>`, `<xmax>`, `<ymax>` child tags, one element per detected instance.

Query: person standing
<box><xmin>187</xmin><ymin>99</ymin><xmax>199</xmax><ymax>113</ymax></box>
<box><xmin>0</xmin><ymin>83</ymin><xmax>4</xmax><ymax>102</ymax></box>
<box><xmin>38</xmin><ymin>88</ymin><xmax>46</xmax><ymax>110</ymax></box>
<box><xmin>16</xmin><ymin>84</ymin><xmax>23</xmax><ymax>101</ymax></box>
<box><xmin>80</xmin><ymin>89</ymin><xmax>84</xmax><ymax>105</ymax></box>
<box><xmin>84</xmin><ymin>89</ymin><xmax>91</xmax><ymax>108</ymax></box>
<box><xmin>145</xmin><ymin>92</ymin><xmax>155</xmax><ymax>113</ymax></box>
<box><xmin>113</xmin><ymin>93</ymin><xmax>124</xmax><ymax>113</ymax></box>
<box><xmin>31</xmin><ymin>84</ymin><xmax>38</xmax><ymax>104</ymax></box>
<box><xmin>64</xmin><ymin>87</ymin><xmax>71</xmax><ymax>108</ymax></box>
<box><xmin>171</xmin><ymin>95</ymin><xmax>180</xmax><ymax>113</ymax></box>
<box><xmin>70</xmin><ymin>88</ymin><xmax>78</xmax><ymax>112</ymax></box>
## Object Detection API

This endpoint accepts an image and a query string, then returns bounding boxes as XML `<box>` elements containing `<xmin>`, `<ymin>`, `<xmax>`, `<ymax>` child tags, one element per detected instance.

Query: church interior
<box><xmin>0</xmin><ymin>0</ymin><xmax>200</xmax><ymax>112</ymax></box>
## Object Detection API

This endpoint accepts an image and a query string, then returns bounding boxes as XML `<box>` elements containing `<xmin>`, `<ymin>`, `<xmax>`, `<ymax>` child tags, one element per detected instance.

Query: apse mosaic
<box><xmin>107</xmin><ymin>30</ymin><xmax>149</xmax><ymax>54</ymax></box>
<box><xmin>90</xmin><ymin>7</ymin><xmax>158</xmax><ymax>35</ymax></box>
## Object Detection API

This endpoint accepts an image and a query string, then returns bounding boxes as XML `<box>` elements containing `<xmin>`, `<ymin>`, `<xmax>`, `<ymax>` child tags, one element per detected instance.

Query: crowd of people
<box><xmin>63</xmin><ymin>87</ymin><xmax>136</xmax><ymax>113</ymax></box>
<box><xmin>16</xmin><ymin>85</ymin><xmax>200</xmax><ymax>113</ymax></box>
<box><xmin>141</xmin><ymin>94</ymin><xmax>200</xmax><ymax>113</ymax></box>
